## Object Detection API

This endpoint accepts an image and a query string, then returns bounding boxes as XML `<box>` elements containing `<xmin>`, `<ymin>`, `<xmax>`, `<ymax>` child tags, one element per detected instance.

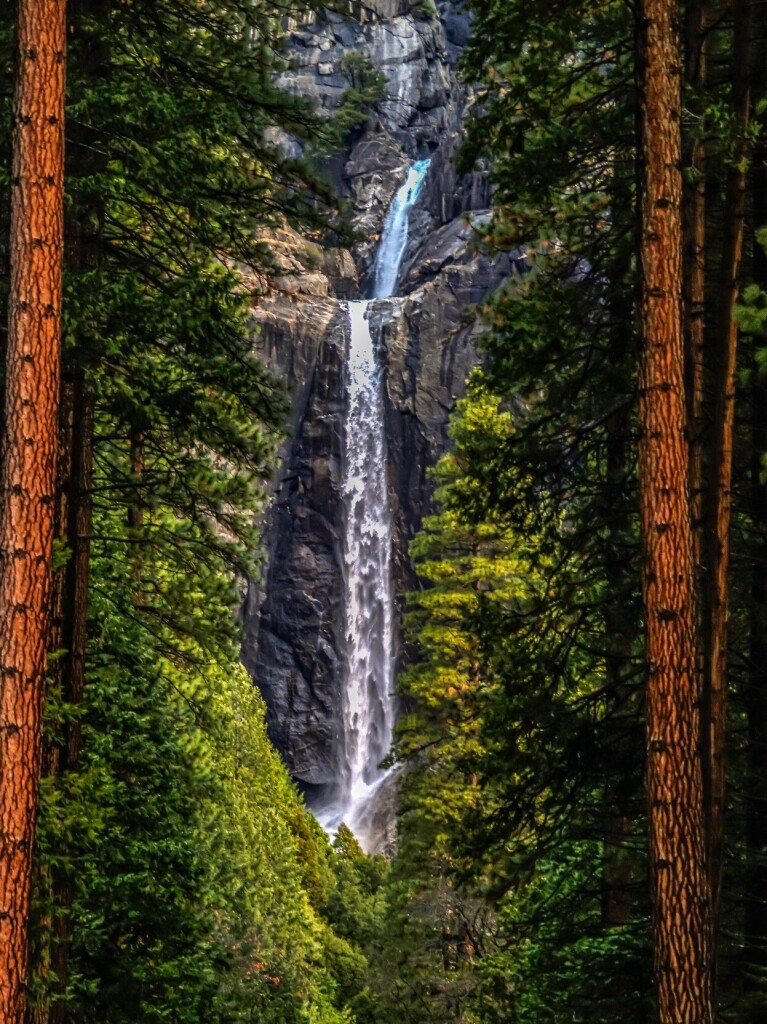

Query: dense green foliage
<box><xmin>371</xmin><ymin>1</ymin><xmax>650</xmax><ymax>1018</ymax></box>
<box><xmin>377</xmin><ymin>375</ymin><xmax>649</xmax><ymax>1024</ymax></box>
<box><xmin>5</xmin><ymin>0</ymin><xmax>767</xmax><ymax>1020</ymax></box>
<box><xmin>33</xmin><ymin>526</ymin><xmax>373</xmax><ymax>1024</ymax></box>
<box><xmin>60</xmin><ymin>0</ymin><xmax>331</xmax><ymax>580</ymax></box>
<box><xmin>379</xmin><ymin>0</ymin><xmax>767</xmax><ymax>1021</ymax></box>
<box><xmin>3</xmin><ymin>3</ymin><xmax>382</xmax><ymax>1023</ymax></box>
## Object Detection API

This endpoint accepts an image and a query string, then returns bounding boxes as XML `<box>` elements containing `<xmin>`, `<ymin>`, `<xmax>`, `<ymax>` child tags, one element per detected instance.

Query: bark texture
<box><xmin>0</xmin><ymin>2</ymin><xmax>66</xmax><ymax>1022</ymax></box>
<box><xmin>637</xmin><ymin>1</ymin><xmax>713</xmax><ymax>1020</ymax></box>
<box><xmin>682</xmin><ymin>0</ymin><xmax>707</xmax><ymax>566</ymax></box>
<box><xmin>701</xmin><ymin>0</ymin><xmax>752</xmax><ymax>974</ymax></box>
<box><xmin>681</xmin><ymin>0</ymin><xmax>707</xmax><ymax>721</ymax></box>
<box><xmin>745</xmin><ymin>3</ymin><xmax>767</xmax><ymax>985</ymax></box>
<box><xmin>29</xmin><ymin>6</ymin><xmax>105</xmax><ymax>1014</ymax></box>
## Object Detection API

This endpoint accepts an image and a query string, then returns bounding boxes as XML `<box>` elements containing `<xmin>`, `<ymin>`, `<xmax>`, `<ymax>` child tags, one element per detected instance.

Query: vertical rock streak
<box><xmin>330</xmin><ymin>159</ymin><xmax>430</xmax><ymax>848</ymax></box>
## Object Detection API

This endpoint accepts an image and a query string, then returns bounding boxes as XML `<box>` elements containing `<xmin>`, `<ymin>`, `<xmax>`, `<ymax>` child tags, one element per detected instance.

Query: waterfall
<box><xmin>372</xmin><ymin>159</ymin><xmax>432</xmax><ymax>300</ymax></box>
<box><xmin>317</xmin><ymin>159</ymin><xmax>431</xmax><ymax>850</ymax></box>
<box><xmin>339</xmin><ymin>300</ymin><xmax>395</xmax><ymax>841</ymax></box>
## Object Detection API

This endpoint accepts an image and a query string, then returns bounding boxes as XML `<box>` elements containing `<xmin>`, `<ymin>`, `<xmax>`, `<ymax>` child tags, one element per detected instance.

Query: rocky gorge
<box><xmin>240</xmin><ymin>0</ymin><xmax>517</xmax><ymax>845</ymax></box>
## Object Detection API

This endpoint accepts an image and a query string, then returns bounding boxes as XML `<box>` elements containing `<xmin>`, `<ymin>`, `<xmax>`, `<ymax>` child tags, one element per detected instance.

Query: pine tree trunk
<box><xmin>636</xmin><ymin>1</ymin><xmax>713</xmax><ymax>1019</ymax></box>
<box><xmin>682</xmin><ymin>0</ymin><xmax>707</xmax><ymax>712</ymax></box>
<box><xmin>56</xmin><ymin>375</ymin><xmax>93</xmax><ymax>774</ymax></box>
<box><xmin>700</xmin><ymin>0</ymin><xmax>752</xmax><ymax>982</ymax></box>
<box><xmin>744</xmin><ymin>3</ymin><xmax>767</xmax><ymax>987</ymax></box>
<box><xmin>683</xmin><ymin>0</ymin><xmax>707</xmax><ymax>546</ymax></box>
<box><xmin>25</xmin><ymin>378</ymin><xmax>77</xmax><ymax>1024</ymax></box>
<box><xmin>746</xmin><ymin>371</ymin><xmax>767</xmax><ymax>996</ymax></box>
<box><xmin>0</xmin><ymin>2</ymin><xmax>65</xmax><ymax>1022</ymax></box>
<box><xmin>28</xmin><ymin>4</ymin><xmax>104</xmax><ymax>1014</ymax></box>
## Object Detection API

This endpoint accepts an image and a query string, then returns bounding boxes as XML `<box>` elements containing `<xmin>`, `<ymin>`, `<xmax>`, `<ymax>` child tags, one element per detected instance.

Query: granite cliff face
<box><xmin>241</xmin><ymin>1</ymin><xmax>511</xmax><ymax>805</ymax></box>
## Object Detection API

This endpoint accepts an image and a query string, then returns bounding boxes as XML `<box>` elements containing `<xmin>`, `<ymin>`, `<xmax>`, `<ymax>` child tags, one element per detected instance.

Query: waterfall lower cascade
<box><xmin>317</xmin><ymin>159</ymin><xmax>431</xmax><ymax>850</ymax></box>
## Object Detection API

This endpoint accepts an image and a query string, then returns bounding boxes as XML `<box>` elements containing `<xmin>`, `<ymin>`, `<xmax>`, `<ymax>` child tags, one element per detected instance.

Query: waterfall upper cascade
<box><xmin>316</xmin><ymin>160</ymin><xmax>431</xmax><ymax>849</ymax></box>
<box><xmin>372</xmin><ymin>159</ymin><xmax>432</xmax><ymax>300</ymax></box>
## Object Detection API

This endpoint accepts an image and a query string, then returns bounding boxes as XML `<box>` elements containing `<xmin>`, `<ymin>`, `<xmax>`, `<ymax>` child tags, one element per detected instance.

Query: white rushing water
<box><xmin>317</xmin><ymin>159</ymin><xmax>431</xmax><ymax>849</ymax></box>
<box><xmin>372</xmin><ymin>159</ymin><xmax>432</xmax><ymax>300</ymax></box>
<box><xmin>339</xmin><ymin>299</ymin><xmax>396</xmax><ymax>842</ymax></box>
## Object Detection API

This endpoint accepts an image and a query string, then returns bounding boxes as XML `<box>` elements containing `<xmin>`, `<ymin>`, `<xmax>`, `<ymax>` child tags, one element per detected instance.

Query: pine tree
<box><xmin>0</xmin><ymin>1</ymin><xmax>356</xmax><ymax>1018</ymax></box>
<box><xmin>451</xmin><ymin>0</ymin><xmax>649</xmax><ymax>1013</ymax></box>
<box><xmin>636</xmin><ymin>1</ymin><xmax>713</xmax><ymax>1016</ymax></box>
<box><xmin>0</xmin><ymin>3</ymin><xmax>65</xmax><ymax>1020</ymax></box>
<box><xmin>388</xmin><ymin>375</ymin><xmax>650</xmax><ymax>1023</ymax></box>
<box><xmin>13</xmin><ymin>1</ymin><xmax>335</xmax><ymax>1014</ymax></box>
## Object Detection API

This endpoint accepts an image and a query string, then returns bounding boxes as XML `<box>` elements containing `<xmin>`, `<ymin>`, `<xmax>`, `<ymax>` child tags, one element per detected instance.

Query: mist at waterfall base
<box><xmin>313</xmin><ymin>160</ymin><xmax>431</xmax><ymax>852</ymax></box>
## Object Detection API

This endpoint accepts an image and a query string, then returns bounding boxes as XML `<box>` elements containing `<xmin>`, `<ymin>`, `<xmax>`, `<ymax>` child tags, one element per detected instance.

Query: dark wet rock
<box><xmin>243</xmin><ymin>297</ymin><xmax>348</xmax><ymax>785</ymax></box>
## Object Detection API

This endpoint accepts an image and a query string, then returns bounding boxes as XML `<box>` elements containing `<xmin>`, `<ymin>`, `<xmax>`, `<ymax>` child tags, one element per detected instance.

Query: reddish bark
<box><xmin>682</xmin><ymin>0</ymin><xmax>707</xmax><ymax>571</ymax></box>
<box><xmin>744</xmin><ymin>0</ymin><xmax>767</xmax><ymax>987</ymax></box>
<box><xmin>701</xmin><ymin>1</ymin><xmax>752</xmax><ymax>978</ymax></box>
<box><xmin>636</xmin><ymin>0</ymin><xmax>713</xmax><ymax>1019</ymax></box>
<box><xmin>0</xmin><ymin>2</ymin><xmax>66</xmax><ymax>1021</ymax></box>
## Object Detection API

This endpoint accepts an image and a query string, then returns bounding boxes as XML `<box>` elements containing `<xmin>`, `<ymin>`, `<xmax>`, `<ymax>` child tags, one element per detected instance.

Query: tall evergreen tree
<box><xmin>388</xmin><ymin>375</ymin><xmax>650</xmax><ymax>1024</ymax></box>
<box><xmin>0</xmin><ymin>3</ymin><xmax>65</xmax><ymax>1020</ymax></box>
<box><xmin>0</xmin><ymin>1</ymin><xmax>355</xmax><ymax>1019</ymax></box>
<box><xmin>13</xmin><ymin>1</ymin><xmax>335</xmax><ymax>1014</ymax></box>
<box><xmin>392</xmin><ymin>0</ymin><xmax>762</xmax><ymax>1017</ymax></box>
<box><xmin>636</xmin><ymin>0</ymin><xmax>712</xmax><ymax>1017</ymax></box>
<box><xmin>448</xmin><ymin>0</ymin><xmax>649</xmax><ymax>1014</ymax></box>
